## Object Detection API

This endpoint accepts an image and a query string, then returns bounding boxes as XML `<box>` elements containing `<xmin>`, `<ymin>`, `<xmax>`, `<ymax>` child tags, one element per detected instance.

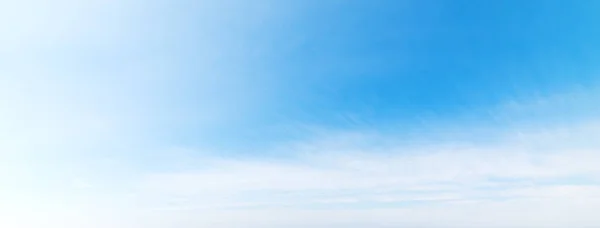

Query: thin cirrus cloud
<box><xmin>12</xmin><ymin>86</ymin><xmax>597</xmax><ymax>228</ymax></box>
<box><xmin>135</xmin><ymin>108</ymin><xmax>600</xmax><ymax>212</ymax></box>
<box><xmin>25</xmin><ymin>100</ymin><xmax>600</xmax><ymax>228</ymax></box>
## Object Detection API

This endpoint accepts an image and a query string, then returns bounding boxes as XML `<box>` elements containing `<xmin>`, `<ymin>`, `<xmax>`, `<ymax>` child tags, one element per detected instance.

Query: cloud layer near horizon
<box><xmin>3</xmin><ymin>107</ymin><xmax>600</xmax><ymax>227</ymax></box>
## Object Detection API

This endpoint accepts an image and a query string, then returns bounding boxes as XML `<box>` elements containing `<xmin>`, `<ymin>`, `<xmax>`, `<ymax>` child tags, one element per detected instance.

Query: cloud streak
<box><xmin>84</xmin><ymin>114</ymin><xmax>599</xmax><ymax>227</ymax></box>
<box><xmin>3</xmin><ymin>91</ymin><xmax>600</xmax><ymax>228</ymax></box>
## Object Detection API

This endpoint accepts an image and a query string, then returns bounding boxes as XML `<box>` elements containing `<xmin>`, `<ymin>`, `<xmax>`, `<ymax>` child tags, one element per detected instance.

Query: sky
<box><xmin>2</xmin><ymin>0</ymin><xmax>600</xmax><ymax>227</ymax></box>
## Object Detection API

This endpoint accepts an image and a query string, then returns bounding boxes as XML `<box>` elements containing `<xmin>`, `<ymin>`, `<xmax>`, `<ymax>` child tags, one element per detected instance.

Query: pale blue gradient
<box><xmin>2</xmin><ymin>0</ymin><xmax>600</xmax><ymax>227</ymax></box>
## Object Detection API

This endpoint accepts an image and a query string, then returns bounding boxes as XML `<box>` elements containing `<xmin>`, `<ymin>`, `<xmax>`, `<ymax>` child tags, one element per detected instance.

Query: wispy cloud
<box><xmin>96</xmin><ymin>110</ymin><xmax>600</xmax><ymax>227</ymax></box>
<box><xmin>3</xmin><ymin>83</ymin><xmax>599</xmax><ymax>227</ymax></box>
<box><xmin>138</xmin><ymin>122</ymin><xmax>600</xmax><ymax>201</ymax></box>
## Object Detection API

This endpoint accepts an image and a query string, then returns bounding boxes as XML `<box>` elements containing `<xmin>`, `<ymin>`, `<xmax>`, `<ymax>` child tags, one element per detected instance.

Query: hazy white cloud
<box><xmin>73</xmin><ymin>117</ymin><xmax>597</xmax><ymax>227</ymax></box>
<box><xmin>3</xmin><ymin>98</ymin><xmax>600</xmax><ymax>227</ymax></box>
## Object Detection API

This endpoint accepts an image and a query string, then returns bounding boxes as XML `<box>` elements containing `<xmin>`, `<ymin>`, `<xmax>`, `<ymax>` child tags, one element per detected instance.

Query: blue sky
<box><xmin>2</xmin><ymin>0</ymin><xmax>600</xmax><ymax>227</ymax></box>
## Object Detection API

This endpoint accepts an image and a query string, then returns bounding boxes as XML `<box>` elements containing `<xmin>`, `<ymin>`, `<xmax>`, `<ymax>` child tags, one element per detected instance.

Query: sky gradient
<box><xmin>2</xmin><ymin>0</ymin><xmax>600</xmax><ymax>227</ymax></box>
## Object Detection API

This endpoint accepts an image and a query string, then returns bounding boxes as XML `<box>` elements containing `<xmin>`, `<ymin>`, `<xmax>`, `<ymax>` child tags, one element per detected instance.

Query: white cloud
<box><xmin>4</xmin><ymin>102</ymin><xmax>599</xmax><ymax>227</ymax></box>
<box><xmin>3</xmin><ymin>80</ymin><xmax>600</xmax><ymax>227</ymax></box>
<box><xmin>89</xmin><ymin>118</ymin><xmax>600</xmax><ymax>227</ymax></box>
<box><xmin>3</xmin><ymin>114</ymin><xmax>600</xmax><ymax>227</ymax></box>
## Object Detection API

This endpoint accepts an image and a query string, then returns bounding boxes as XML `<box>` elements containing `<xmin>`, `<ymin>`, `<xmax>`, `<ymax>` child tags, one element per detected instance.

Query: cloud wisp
<box><xmin>113</xmin><ymin>117</ymin><xmax>600</xmax><ymax>227</ymax></box>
